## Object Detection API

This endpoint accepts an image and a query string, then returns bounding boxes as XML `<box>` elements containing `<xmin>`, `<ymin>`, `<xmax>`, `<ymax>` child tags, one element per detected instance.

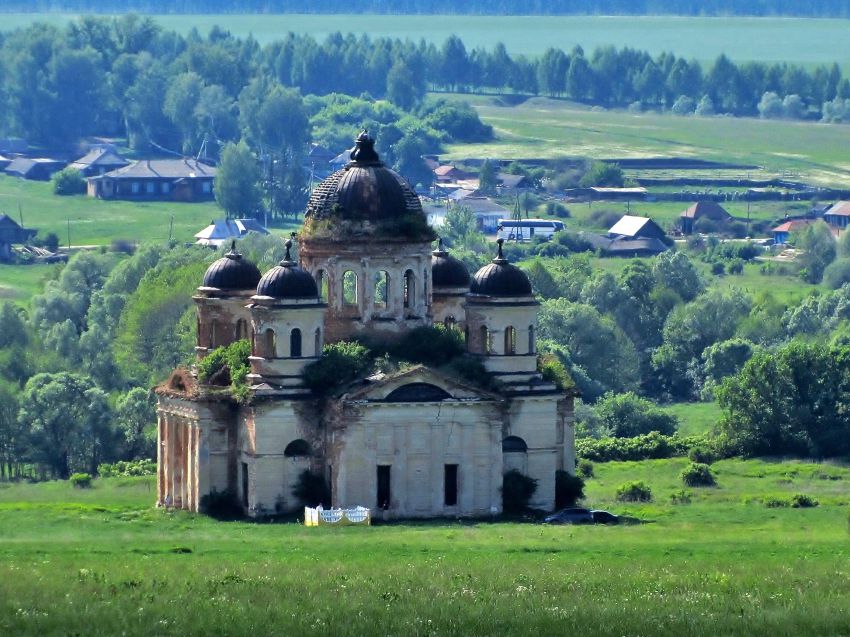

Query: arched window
<box><xmin>502</xmin><ymin>436</ymin><xmax>528</xmax><ymax>474</ymax></box>
<box><xmin>284</xmin><ymin>439</ymin><xmax>312</xmax><ymax>457</ymax></box>
<box><xmin>264</xmin><ymin>328</ymin><xmax>276</xmax><ymax>358</ymax></box>
<box><xmin>209</xmin><ymin>319</ymin><xmax>218</xmax><ymax>348</ymax></box>
<box><xmin>479</xmin><ymin>325</ymin><xmax>490</xmax><ymax>354</ymax></box>
<box><xmin>374</xmin><ymin>270</ymin><xmax>389</xmax><ymax>308</ymax></box>
<box><xmin>444</xmin><ymin>316</ymin><xmax>456</xmax><ymax>329</ymax></box>
<box><xmin>403</xmin><ymin>269</ymin><xmax>415</xmax><ymax>308</ymax></box>
<box><xmin>314</xmin><ymin>328</ymin><xmax>322</xmax><ymax>357</ymax></box>
<box><xmin>343</xmin><ymin>270</ymin><xmax>358</xmax><ymax>305</ymax></box>
<box><xmin>315</xmin><ymin>270</ymin><xmax>328</xmax><ymax>302</ymax></box>
<box><xmin>235</xmin><ymin>318</ymin><xmax>248</xmax><ymax>341</ymax></box>
<box><xmin>464</xmin><ymin>325</ymin><xmax>470</xmax><ymax>348</ymax></box>
<box><xmin>290</xmin><ymin>328</ymin><xmax>302</xmax><ymax>358</ymax></box>
<box><xmin>504</xmin><ymin>326</ymin><xmax>516</xmax><ymax>355</ymax></box>
<box><xmin>502</xmin><ymin>436</ymin><xmax>528</xmax><ymax>453</ymax></box>
<box><xmin>528</xmin><ymin>325</ymin><xmax>536</xmax><ymax>354</ymax></box>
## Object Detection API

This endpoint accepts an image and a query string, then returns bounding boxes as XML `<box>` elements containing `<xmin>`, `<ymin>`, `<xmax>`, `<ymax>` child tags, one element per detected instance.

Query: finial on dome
<box><xmin>281</xmin><ymin>239</ymin><xmax>294</xmax><ymax>266</ymax></box>
<box><xmin>432</xmin><ymin>236</ymin><xmax>447</xmax><ymax>255</ymax></box>
<box><xmin>350</xmin><ymin>128</ymin><xmax>381</xmax><ymax>165</ymax></box>
<box><xmin>496</xmin><ymin>238</ymin><xmax>505</xmax><ymax>261</ymax></box>
<box><xmin>225</xmin><ymin>240</ymin><xmax>241</xmax><ymax>259</ymax></box>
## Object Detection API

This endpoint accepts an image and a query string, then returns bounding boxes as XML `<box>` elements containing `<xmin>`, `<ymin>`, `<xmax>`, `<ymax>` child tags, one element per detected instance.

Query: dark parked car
<box><xmin>543</xmin><ymin>507</ymin><xmax>594</xmax><ymax>524</ymax></box>
<box><xmin>591</xmin><ymin>510</ymin><xmax>620</xmax><ymax>525</ymax></box>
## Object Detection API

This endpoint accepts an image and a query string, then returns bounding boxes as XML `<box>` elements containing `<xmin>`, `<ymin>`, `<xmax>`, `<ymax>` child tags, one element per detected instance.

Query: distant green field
<box><xmin>443</xmin><ymin>95</ymin><xmax>850</xmax><ymax>187</ymax></box>
<box><xmin>1</xmin><ymin>457</ymin><xmax>849</xmax><ymax>636</ymax></box>
<box><xmin>0</xmin><ymin>175</ymin><xmax>220</xmax><ymax>247</ymax></box>
<box><xmin>1</xmin><ymin>13</ymin><xmax>849</xmax><ymax>67</ymax></box>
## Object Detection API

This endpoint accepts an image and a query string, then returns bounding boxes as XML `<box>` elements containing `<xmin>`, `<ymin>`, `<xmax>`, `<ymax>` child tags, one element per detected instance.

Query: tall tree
<box><xmin>214</xmin><ymin>140</ymin><xmax>262</xmax><ymax>219</ymax></box>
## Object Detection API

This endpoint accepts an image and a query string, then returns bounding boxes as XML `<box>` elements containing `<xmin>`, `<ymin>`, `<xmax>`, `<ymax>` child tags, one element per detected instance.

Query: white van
<box><xmin>496</xmin><ymin>219</ymin><xmax>565</xmax><ymax>242</ymax></box>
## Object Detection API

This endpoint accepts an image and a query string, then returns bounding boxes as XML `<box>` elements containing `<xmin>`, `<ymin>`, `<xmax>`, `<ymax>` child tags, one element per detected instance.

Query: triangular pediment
<box><xmin>342</xmin><ymin>365</ymin><xmax>502</xmax><ymax>403</ymax></box>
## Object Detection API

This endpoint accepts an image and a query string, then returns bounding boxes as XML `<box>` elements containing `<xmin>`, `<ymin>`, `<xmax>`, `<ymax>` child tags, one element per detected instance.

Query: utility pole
<box><xmin>67</xmin><ymin>218</ymin><xmax>71</xmax><ymax>249</ymax></box>
<box><xmin>168</xmin><ymin>214</ymin><xmax>174</xmax><ymax>244</ymax></box>
<box><xmin>18</xmin><ymin>202</ymin><xmax>23</xmax><ymax>227</ymax></box>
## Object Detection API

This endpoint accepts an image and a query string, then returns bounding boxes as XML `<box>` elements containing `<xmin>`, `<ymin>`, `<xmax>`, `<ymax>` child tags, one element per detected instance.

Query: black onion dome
<box><xmin>431</xmin><ymin>238</ymin><xmax>470</xmax><ymax>288</ymax></box>
<box><xmin>305</xmin><ymin>130</ymin><xmax>423</xmax><ymax>223</ymax></box>
<box><xmin>256</xmin><ymin>240</ymin><xmax>319</xmax><ymax>299</ymax></box>
<box><xmin>470</xmin><ymin>239</ymin><xmax>533</xmax><ymax>297</ymax></box>
<box><xmin>202</xmin><ymin>241</ymin><xmax>261</xmax><ymax>291</ymax></box>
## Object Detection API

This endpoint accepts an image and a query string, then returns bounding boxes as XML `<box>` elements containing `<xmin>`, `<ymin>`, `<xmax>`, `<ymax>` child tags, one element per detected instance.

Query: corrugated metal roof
<box><xmin>825</xmin><ymin>201</ymin><xmax>850</xmax><ymax>217</ymax></box>
<box><xmin>608</xmin><ymin>215</ymin><xmax>651</xmax><ymax>237</ymax></box>
<box><xmin>195</xmin><ymin>218</ymin><xmax>269</xmax><ymax>246</ymax></box>
<box><xmin>100</xmin><ymin>158</ymin><xmax>216</xmax><ymax>180</ymax></box>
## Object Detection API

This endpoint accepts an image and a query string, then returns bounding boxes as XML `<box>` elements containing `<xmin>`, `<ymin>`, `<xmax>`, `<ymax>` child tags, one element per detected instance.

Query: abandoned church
<box><xmin>155</xmin><ymin>132</ymin><xmax>577</xmax><ymax>518</ymax></box>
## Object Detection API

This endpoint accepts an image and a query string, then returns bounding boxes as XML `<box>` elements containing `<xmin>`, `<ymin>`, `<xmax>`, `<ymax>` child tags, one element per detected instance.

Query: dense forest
<box><xmin>3</xmin><ymin>1</ymin><xmax>850</xmax><ymax>18</ymax></box>
<box><xmin>1</xmin><ymin>14</ymin><xmax>848</xmax><ymax>164</ymax></box>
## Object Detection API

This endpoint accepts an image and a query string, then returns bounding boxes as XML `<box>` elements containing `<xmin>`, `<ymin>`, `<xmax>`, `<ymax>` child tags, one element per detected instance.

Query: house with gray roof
<box><xmin>87</xmin><ymin>158</ymin><xmax>216</xmax><ymax>201</ymax></box>
<box><xmin>69</xmin><ymin>146</ymin><xmax>130</xmax><ymax>177</ymax></box>
<box><xmin>5</xmin><ymin>157</ymin><xmax>65</xmax><ymax>181</ymax></box>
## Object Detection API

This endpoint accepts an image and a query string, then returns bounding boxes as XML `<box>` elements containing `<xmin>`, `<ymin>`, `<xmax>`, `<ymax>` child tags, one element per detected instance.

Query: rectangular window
<box><xmin>146</xmin><ymin>182</ymin><xmax>155</xmax><ymax>194</ymax></box>
<box><xmin>377</xmin><ymin>465</ymin><xmax>391</xmax><ymax>510</ymax></box>
<box><xmin>162</xmin><ymin>182</ymin><xmax>170</xmax><ymax>194</ymax></box>
<box><xmin>241</xmin><ymin>461</ymin><xmax>249</xmax><ymax>506</ymax></box>
<box><xmin>202</xmin><ymin>181</ymin><xmax>212</xmax><ymax>193</ymax></box>
<box><xmin>131</xmin><ymin>182</ymin><xmax>140</xmax><ymax>194</ymax></box>
<box><xmin>444</xmin><ymin>464</ymin><xmax>458</xmax><ymax>507</ymax></box>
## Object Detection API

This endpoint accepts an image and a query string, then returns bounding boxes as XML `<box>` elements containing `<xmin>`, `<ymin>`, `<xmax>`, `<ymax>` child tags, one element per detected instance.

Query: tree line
<box><xmin>3</xmin><ymin>1</ymin><xmax>850</xmax><ymax>17</ymax></box>
<box><xmin>0</xmin><ymin>15</ymin><xmax>846</xmax><ymax>165</ymax></box>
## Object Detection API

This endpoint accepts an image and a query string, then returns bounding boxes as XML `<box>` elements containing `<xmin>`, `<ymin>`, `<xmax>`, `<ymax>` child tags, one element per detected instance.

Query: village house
<box><xmin>824</xmin><ymin>201</ymin><xmax>850</xmax><ymax>231</ymax></box>
<box><xmin>0</xmin><ymin>214</ymin><xmax>37</xmax><ymax>261</ymax></box>
<box><xmin>87</xmin><ymin>158</ymin><xmax>216</xmax><ymax>201</ymax></box>
<box><xmin>772</xmin><ymin>219</ymin><xmax>817</xmax><ymax>245</ymax></box>
<box><xmin>155</xmin><ymin>132</ymin><xmax>576</xmax><ymax>519</ymax></box>
<box><xmin>678</xmin><ymin>200</ymin><xmax>733</xmax><ymax>234</ymax></box>
<box><xmin>5</xmin><ymin>157</ymin><xmax>65</xmax><ymax>181</ymax></box>
<box><xmin>608</xmin><ymin>215</ymin><xmax>667</xmax><ymax>241</ymax></box>
<box><xmin>69</xmin><ymin>146</ymin><xmax>130</xmax><ymax>177</ymax></box>
<box><xmin>195</xmin><ymin>218</ymin><xmax>270</xmax><ymax>247</ymax></box>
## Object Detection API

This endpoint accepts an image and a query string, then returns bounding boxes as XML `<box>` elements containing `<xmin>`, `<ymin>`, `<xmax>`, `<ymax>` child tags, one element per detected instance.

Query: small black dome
<box><xmin>431</xmin><ymin>239</ymin><xmax>470</xmax><ymax>288</ymax></box>
<box><xmin>202</xmin><ymin>242</ymin><xmax>261</xmax><ymax>291</ymax></box>
<box><xmin>470</xmin><ymin>240</ymin><xmax>533</xmax><ymax>297</ymax></box>
<box><xmin>305</xmin><ymin>130</ymin><xmax>424</xmax><ymax>224</ymax></box>
<box><xmin>256</xmin><ymin>240</ymin><xmax>319</xmax><ymax>299</ymax></box>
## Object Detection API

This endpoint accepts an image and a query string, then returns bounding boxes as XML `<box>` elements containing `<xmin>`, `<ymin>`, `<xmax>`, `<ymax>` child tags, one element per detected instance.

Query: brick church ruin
<box><xmin>156</xmin><ymin>132</ymin><xmax>576</xmax><ymax>518</ymax></box>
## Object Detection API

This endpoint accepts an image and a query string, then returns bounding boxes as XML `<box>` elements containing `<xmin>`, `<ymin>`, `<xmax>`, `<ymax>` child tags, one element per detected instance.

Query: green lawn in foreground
<box><xmin>0</xmin><ymin>457</ymin><xmax>848</xmax><ymax>636</ymax></box>
<box><xmin>1</xmin><ymin>14</ymin><xmax>849</xmax><ymax>67</ymax></box>
<box><xmin>443</xmin><ymin>95</ymin><xmax>850</xmax><ymax>187</ymax></box>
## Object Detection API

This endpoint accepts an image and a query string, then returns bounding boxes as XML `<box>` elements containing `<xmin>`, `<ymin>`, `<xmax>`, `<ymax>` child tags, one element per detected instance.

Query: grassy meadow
<box><xmin>442</xmin><ymin>95</ymin><xmax>850</xmax><ymax>187</ymax></box>
<box><xmin>1</xmin><ymin>14</ymin><xmax>849</xmax><ymax>67</ymax></box>
<box><xmin>0</xmin><ymin>458</ymin><xmax>849</xmax><ymax>636</ymax></box>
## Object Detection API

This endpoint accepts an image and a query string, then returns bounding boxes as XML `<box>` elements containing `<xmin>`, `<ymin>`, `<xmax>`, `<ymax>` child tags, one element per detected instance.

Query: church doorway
<box><xmin>377</xmin><ymin>465</ymin><xmax>391</xmax><ymax>509</ymax></box>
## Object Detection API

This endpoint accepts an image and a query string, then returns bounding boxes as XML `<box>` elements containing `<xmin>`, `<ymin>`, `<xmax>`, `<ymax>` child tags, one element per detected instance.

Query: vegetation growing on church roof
<box><xmin>303</xmin><ymin>325</ymin><xmax>491</xmax><ymax>396</ymax></box>
<box><xmin>197</xmin><ymin>339</ymin><xmax>252</xmax><ymax>402</ymax></box>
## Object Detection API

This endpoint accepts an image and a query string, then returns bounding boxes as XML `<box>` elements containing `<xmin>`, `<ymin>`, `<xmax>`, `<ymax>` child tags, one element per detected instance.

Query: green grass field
<box><xmin>663</xmin><ymin>401</ymin><xmax>722</xmax><ymax>437</ymax></box>
<box><xmin>0</xmin><ymin>263</ymin><xmax>60</xmax><ymax>304</ymax></box>
<box><xmin>0</xmin><ymin>457</ymin><xmax>848</xmax><ymax>636</ymax></box>
<box><xmin>1</xmin><ymin>14</ymin><xmax>849</xmax><ymax>67</ymax></box>
<box><xmin>0</xmin><ymin>175</ymin><xmax>222</xmax><ymax>247</ymax></box>
<box><xmin>442</xmin><ymin>95</ymin><xmax>850</xmax><ymax>187</ymax></box>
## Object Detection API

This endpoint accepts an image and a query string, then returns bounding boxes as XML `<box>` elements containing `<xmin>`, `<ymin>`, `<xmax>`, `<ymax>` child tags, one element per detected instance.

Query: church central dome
<box><xmin>303</xmin><ymin>131</ymin><xmax>431</xmax><ymax>240</ymax></box>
